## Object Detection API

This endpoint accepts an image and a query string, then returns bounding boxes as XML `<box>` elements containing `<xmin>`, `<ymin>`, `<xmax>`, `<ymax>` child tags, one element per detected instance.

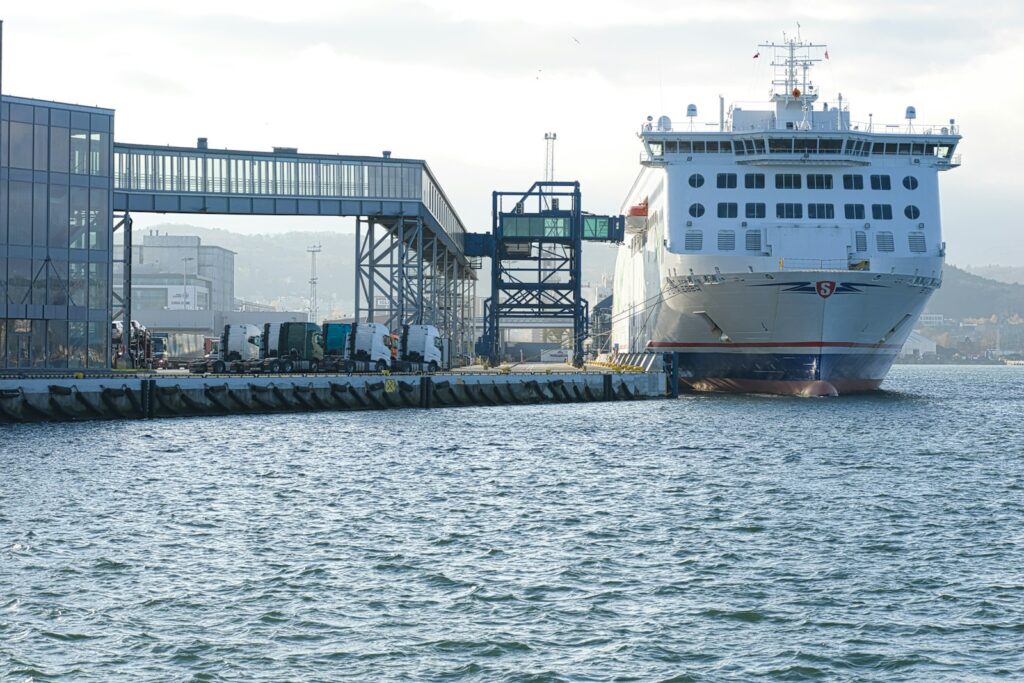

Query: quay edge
<box><xmin>0</xmin><ymin>371</ymin><xmax>667</xmax><ymax>424</ymax></box>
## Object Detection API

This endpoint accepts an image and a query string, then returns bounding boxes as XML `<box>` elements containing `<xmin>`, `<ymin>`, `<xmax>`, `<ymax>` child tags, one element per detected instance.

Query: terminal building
<box><xmin>3</xmin><ymin>26</ymin><xmax>479</xmax><ymax>372</ymax></box>
<box><xmin>1</xmin><ymin>96</ymin><xmax>114</xmax><ymax>369</ymax></box>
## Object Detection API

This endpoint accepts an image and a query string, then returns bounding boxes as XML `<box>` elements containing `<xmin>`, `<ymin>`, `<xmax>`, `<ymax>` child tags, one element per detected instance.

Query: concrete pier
<box><xmin>0</xmin><ymin>371</ymin><xmax>666</xmax><ymax>423</ymax></box>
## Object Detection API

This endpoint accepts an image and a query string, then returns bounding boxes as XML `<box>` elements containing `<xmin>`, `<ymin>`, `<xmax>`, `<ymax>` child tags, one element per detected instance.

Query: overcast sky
<box><xmin>3</xmin><ymin>1</ymin><xmax>1022</xmax><ymax>265</ymax></box>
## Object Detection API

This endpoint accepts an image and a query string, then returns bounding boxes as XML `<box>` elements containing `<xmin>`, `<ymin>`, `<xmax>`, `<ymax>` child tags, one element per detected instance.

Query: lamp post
<box><xmin>181</xmin><ymin>256</ymin><xmax>195</xmax><ymax>310</ymax></box>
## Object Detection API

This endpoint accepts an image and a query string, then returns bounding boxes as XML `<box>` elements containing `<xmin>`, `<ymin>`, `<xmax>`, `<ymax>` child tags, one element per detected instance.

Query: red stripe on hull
<box><xmin>649</xmin><ymin>341</ymin><xmax>900</xmax><ymax>350</ymax></box>
<box><xmin>680</xmin><ymin>377</ymin><xmax>883</xmax><ymax>397</ymax></box>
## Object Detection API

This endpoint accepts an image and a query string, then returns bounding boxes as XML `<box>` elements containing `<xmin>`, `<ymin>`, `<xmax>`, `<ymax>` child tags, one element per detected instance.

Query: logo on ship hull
<box><xmin>815</xmin><ymin>281</ymin><xmax>836</xmax><ymax>299</ymax></box>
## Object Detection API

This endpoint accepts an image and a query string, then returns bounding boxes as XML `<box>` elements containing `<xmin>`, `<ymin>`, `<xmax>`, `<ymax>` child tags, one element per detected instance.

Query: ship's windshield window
<box><xmin>745</xmin><ymin>202</ymin><xmax>766</xmax><ymax>219</ymax></box>
<box><xmin>678</xmin><ymin>141</ymin><xmax>692</xmax><ymax>153</ymax></box>
<box><xmin>775</xmin><ymin>173</ymin><xmax>801</xmax><ymax>190</ymax></box>
<box><xmin>885</xmin><ymin>143</ymin><xmax>898</xmax><ymax>155</ymax></box>
<box><xmin>807</xmin><ymin>174</ymin><xmax>833</xmax><ymax>190</ymax></box>
<box><xmin>844</xmin><ymin>204</ymin><xmax>866</xmax><ymax>220</ymax></box>
<box><xmin>717</xmin><ymin>202</ymin><xmax>738</xmax><ymax>218</ymax></box>
<box><xmin>689</xmin><ymin>203</ymin><xmax>706</xmax><ymax>218</ymax></box>
<box><xmin>716</xmin><ymin>173</ymin><xmax>737</xmax><ymax>189</ymax></box>
<box><xmin>808</xmin><ymin>203</ymin><xmax>835</xmax><ymax>219</ymax></box>
<box><xmin>908</xmin><ymin>233</ymin><xmax>927</xmax><ymax>253</ymax></box>
<box><xmin>707</xmin><ymin>141</ymin><xmax>719</xmax><ymax>153</ymax></box>
<box><xmin>904</xmin><ymin>205</ymin><xmax>921</xmax><ymax>220</ymax></box>
<box><xmin>924</xmin><ymin>143</ymin><xmax>937</xmax><ymax>156</ymax></box>
<box><xmin>665</xmin><ymin>141</ymin><xmax>678</xmax><ymax>153</ymax></box>
<box><xmin>903</xmin><ymin>176</ymin><xmax>919</xmax><ymax>190</ymax></box>
<box><xmin>776</xmin><ymin>203</ymin><xmax>802</xmax><ymax>219</ymax></box>
<box><xmin>720</xmin><ymin>141</ymin><xmax>732</xmax><ymax>152</ymax></box>
<box><xmin>745</xmin><ymin>230</ymin><xmax>762</xmax><ymax>251</ymax></box>
<box><xmin>745</xmin><ymin>173</ymin><xmax>765</xmax><ymax>189</ymax></box>
<box><xmin>871</xmin><ymin>204</ymin><xmax>893</xmax><ymax>220</ymax></box>
<box><xmin>684</xmin><ymin>231</ymin><xmax>703</xmax><ymax>250</ymax></box>
<box><xmin>688</xmin><ymin>173</ymin><xmax>704</xmax><ymax>188</ymax></box>
<box><xmin>876</xmin><ymin>231</ymin><xmax>895</xmax><ymax>252</ymax></box>
<box><xmin>819</xmin><ymin>139</ymin><xmax>843</xmax><ymax>153</ymax></box>
<box><xmin>692</xmin><ymin>141</ymin><xmax>706</xmax><ymax>153</ymax></box>
<box><xmin>855</xmin><ymin>231</ymin><xmax>868</xmax><ymax>252</ymax></box>
<box><xmin>843</xmin><ymin>174</ymin><xmax>864</xmax><ymax>190</ymax></box>
<box><xmin>769</xmin><ymin>138</ymin><xmax>794</xmax><ymax>153</ymax></box>
<box><xmin>753</xmin><ymin>139</ymin><xmax>766</xmax><ymax>153</ymax></box>
<box><xmin>717</xmin><ymin>230</ymin><xmax>736</xmax><ymax>250</ymax></box>
<box><xmin>649</xmin><ymin>142</ymin><xmax>663</xmax><ymax>156</ymax></box>
<box><xmin>870</xmin><ymin>175</ymin><xmax>891</xmax><ymax>190</ymax></box>
<box><xmin>872</xmin><ymin>142</ymin><xmax>885</xmax><ymax>154</ymax></box>
<box><xmin>911</xmin><ymin>143</ymin><xmax>925</xmax><ymax>155</ymax></box>
<box><xmin>898</xmin><ymin>143</ymin><xmax>911</xmax><ymax>155</ymax></box>
<box><xmin>794</xmin><ymin>138</ymin><xmax>816</xmax><ymax>153</ymax></box>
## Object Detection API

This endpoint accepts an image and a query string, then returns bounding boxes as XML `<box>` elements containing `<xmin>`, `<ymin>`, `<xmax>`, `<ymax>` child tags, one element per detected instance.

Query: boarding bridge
<box><xmin>466</xmin><ymin>181</ymin><xmax>623</xmax><ymax>367</ymax></box>
<box><xmin>111</xmin><ymin>142</ymin><xmax>476</xmax><ymax>362</ymax></box>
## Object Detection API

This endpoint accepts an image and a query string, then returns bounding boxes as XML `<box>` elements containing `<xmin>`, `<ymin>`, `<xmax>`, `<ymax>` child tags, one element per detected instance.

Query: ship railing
<box><xmin>777</xmin><ymin>258</ymin><xmax>851</xmax><ymax>272</ymax></box>
<box><xmin>642</xmin><ymin>119</ymin><xmax>961</xmax><ymax>136</ymax></box>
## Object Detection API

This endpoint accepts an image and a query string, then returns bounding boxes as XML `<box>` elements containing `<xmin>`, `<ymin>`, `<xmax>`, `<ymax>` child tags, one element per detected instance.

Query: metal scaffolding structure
<box><xmin>355</xmin><ymin>216</ymin><xmax>476</xmax><ymax>363</ymax></box>
<box><xmin>111</xmin><ymin>141</ymin><xmax>477</xmax><ymax>365</ymax></box>
<box><xmin>468</xmin><ymin>181</ymin><xmax>624</xmax><ymax>367</ymax></box>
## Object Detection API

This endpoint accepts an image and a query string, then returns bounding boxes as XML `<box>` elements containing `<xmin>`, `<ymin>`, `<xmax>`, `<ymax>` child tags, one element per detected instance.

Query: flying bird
<box><xmin>572</xmin><ymin>36</ymin><xmax>581</xmax><ymax>45</ymax></box>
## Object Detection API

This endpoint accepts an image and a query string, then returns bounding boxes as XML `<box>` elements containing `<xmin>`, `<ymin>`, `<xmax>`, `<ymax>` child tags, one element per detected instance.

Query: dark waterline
<box><xmin>2</xmin><ymin>365</ymin><xmax>1023</xmax><ymax>681</ymax></box>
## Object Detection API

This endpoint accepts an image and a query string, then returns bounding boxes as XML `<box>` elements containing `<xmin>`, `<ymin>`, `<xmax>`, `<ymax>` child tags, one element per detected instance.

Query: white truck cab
<box><xmin>351</xmin><ymin>322</ymin><xmax>393</xmax><ymax>371</ymax></box>
<box><xmin>223</xmin><ymin>324</ymin><xmax>262</xmax><ymax>362</ymax></box>
<box><xmin>401</xmin><ymin>324</ymin><xmax>445</xmax><ymax>372</ymax></box>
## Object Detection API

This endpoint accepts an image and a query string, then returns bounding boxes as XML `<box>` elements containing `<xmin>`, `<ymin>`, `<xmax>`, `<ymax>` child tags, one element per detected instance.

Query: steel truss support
<box><xmin>111</xmin><ymin>210</ymin><xmax>134</xmax><ymax>367</ymax></box>
<box><xmin>112</xmin><ymin>210</ymin><xmax>133</xmax><ymax>324</ymax></box>
<box><xmin>355</xmin><ymin>214</ymin><xmax>475</xmax><ymax>367</ymax></box>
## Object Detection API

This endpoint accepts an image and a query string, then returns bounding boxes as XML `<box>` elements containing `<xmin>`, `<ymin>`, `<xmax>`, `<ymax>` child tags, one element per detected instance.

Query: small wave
<box><xmin>93</xmin><ymin>558</ymin><xmax>130</xmax><ymax>571</ymax></box>
<box><xmin>699</xmin><ymin>608</ymin><xmax>766</xmax><ymax>623</ymax></box>
<box><xmin>41</xmin><ymin>630</ymin><xmax>96</xmax><ymax>642</ymax></box>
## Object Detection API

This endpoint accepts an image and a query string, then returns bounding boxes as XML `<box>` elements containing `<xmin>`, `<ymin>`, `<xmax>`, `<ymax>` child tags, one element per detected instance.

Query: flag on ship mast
<box><xmin>824</xmin><ymin>50</ymin><xmax>830</xmax><ymax>60</ymax></box>
<box><xmin>753</xmin><ymin>51</ymin><xmax>760</xmax><ymax>59</ymax></box>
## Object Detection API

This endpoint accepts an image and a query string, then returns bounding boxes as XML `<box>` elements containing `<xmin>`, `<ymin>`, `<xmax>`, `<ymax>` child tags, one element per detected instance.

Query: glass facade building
<box><xmin>1</xmin><ymin>96</ymin><xmax>114</xmax><ymax>369</ymax></box>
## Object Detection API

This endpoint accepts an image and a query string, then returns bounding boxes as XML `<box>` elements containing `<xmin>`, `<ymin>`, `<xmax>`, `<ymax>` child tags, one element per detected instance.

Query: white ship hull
<box><xmin>640</xmin><ymin>265</ymin><xmax>937</xmax><ymax>396</ymax></box>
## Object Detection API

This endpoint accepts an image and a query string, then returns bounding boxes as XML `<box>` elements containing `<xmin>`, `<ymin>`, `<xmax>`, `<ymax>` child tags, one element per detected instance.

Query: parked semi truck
<box><xmin>189</xmin><ymin>321</ymin><xmax>446</xmax><ymax>374</ymax></box>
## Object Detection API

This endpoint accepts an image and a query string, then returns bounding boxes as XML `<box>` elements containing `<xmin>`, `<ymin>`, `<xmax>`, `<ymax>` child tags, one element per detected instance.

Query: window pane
<box><xmin>87</xmin><ymin>321</ymin><xmax>106</xmax><ymax>368</ymax></box>
<box><xmin>50</xmin><ymin>127</ymin><xmax>69</xmax><ymax>173</ymax></box>
<box><xmin>71</xmin><ymin>130</ymin><xmax>89</xmax><ymax>174</ymax></box>
<box><xmin>7</xmin><ymin>259</ymin><xmax>32</xmax><ymax>305</ymax></box>
<box><xmin>47</xmin><ymin>320</ymin><xmax>69</xmax><ymax>368</ymax></box>
<box><xmin>68</xmin><ymin>262</ymin><xmax>88</xmax><ymax>307</ymax></box>
<box><xmin>68</xmin><ymin>322</ymin><xmax>87</xmax><ymax>368</ymax></box>
<box><xmin>48</xmin><ymin>260</ymin><xmax>69</xmax><ymax>305</ymax></box>
<box><xmin>8</xmin><ymin>180</ymin><xmax>33</xmax><ymax>245</ymax></box>
<box><xmin>70</xmin><ymin>187</ymin><xmax>89</xmax><ymax>249</ymax></box>
<box><xmin>90</xmin><ymin>188</ymin><xmax>109</xmax><ymax>250</ymax></box>
<box><xmin>90</xmin><ymin>131</ymin><xmax>109</xmax><ymax>177</ymax></box>
<box><xmin>49</xmin><ymin>185</ymin><xmax>70</xmax><ymax>248</ymax></box>
<box><xmin>34</xmin><ymin>124</ymin><xmax>48</xmax><ymax>171</ymax></box>
<box><xmin>9</xmin><ymin>121</ymin><xmax>34</xmax><ymax>169</ymax></box>
<box><xmin>89</xmin><ymin>262</ymin><xmax>108</xmax><ymax>311</ymax></box>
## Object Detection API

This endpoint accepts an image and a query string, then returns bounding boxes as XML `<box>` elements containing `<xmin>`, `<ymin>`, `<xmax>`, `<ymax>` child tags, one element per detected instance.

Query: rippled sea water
<box><xmin>2</xmin><ymin>365</ymin><xmax>1023</xmax><ymax>681</ymax></box>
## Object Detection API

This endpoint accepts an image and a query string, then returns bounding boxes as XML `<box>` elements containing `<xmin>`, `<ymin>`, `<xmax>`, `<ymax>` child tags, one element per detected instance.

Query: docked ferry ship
<box><xmin>611</xmin><ymin>36</ymin><xmax>961</xmax><ymax>395</ymax></box>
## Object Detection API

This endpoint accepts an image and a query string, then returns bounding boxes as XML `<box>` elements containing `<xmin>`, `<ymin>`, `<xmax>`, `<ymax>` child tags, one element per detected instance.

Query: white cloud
<box><xmin>2</xmin><ymin>0</ymin><xmax>1022</xmax><ymax>263</ymax></box>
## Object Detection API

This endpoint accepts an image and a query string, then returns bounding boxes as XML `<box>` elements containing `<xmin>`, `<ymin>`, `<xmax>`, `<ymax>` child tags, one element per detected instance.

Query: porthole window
<box><xmin>688</xmin><ymin>173</ymin><xmax>704</xmax><ymax>188</ymax></box>
<box><xmin>904</xmin><ymin>205</ymin><xmax>921</xmax><ymax>220</ymax></box>
<box><xmin>689</xmin><ymin>202</ymin><xmax>705</xmax><ymax>218</ymax></box>
<box><xmin>903</xmin><ymin>176</ymin><xmax>919</xmax><ymax>190</ymax></box>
